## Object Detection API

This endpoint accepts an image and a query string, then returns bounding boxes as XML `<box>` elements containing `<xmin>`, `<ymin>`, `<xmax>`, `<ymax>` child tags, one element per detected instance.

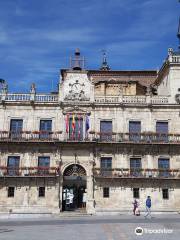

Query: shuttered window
<box><xmin>129</xmin><ymin>121</ymin><xmax>141</xmax><ymax>141</ymax></box>
<box><xmin>158</xmin><ymin>158</ymin><xmax>170</xmax><ymax>177</ymax></box>
<box><xmin>100</xmin><ymin>121</ymin><xmax>112</xmax><ymax>141</ymax></box>
<box><xmin>101</xmin><ymin>157</ymin><xmax>112</xmax><ymax>176</ymax></box>
<box><xmin>10</xmin><ymin>119</ymin><xmax>23</xmax><ymax>138</ymax></box>
<box><xmin>7</xmin><ymin>156</ymin><xmax>20</xmax><ymax>176</ymax></box>
<box><xmin>156</xmin><ymin>121</ymin><xmax>168</xmax><ymax>142</ymax></box>
<box><xmin>38</xmin><ymin>157</ymin><xmax>50</xmax><ymax>174</ymax></box>
<box><xmin>101</xmin><ymin>157</ymin><xmax>112</xmax><ymax>169</ymax></box>
<box><xmin>130</xmin><ymin>158</ymin><xmax>142</xmax><ymax>177</ymax></box>
<box><xmin>40</xmin><ymin>120</ymin><xmax>52</xmax><ymax>139</ymax></box>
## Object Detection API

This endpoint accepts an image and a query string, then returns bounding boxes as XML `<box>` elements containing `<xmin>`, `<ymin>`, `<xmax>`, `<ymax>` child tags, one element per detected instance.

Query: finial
<box><xmin>177</xmin><ymin>17</ymin><xmax>180</xmax><ymax>51</ymax></box>
<box><xmin>100</xmin><ymin>50</ymin><xmax>110</xmax><ymax>71</ymax></box>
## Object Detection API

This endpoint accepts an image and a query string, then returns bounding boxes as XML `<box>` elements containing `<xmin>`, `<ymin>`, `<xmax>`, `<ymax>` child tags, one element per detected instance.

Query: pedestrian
<box><xmin>132</xmin><ymin>199</ymin><xmax>138</xmax><ymax>215</ymax></box>
<box><xmin>82</xmin><ymin>190</ymin><xmax>87</xmax><ymax>208</ymax></box>
<box><xmin>144</xmin><ymin>196</ymin><xmax>152</xmax><ymax>218</ymax></box>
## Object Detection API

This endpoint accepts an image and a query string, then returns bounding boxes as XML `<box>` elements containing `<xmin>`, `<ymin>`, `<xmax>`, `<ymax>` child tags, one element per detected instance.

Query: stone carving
<box><xmin>64</xmin><ymin>80</ymin><xmax>90</xmax><ymax>101</ymax></box>
<box><xmin>30</xmin><ymin>83</ymin><xmax>36</xmax><ymax>94</ymax></box>
<box><xmin>175</xmin><ymin>94</ymin><xmax>180</xmax><ymax>104</ymax></box>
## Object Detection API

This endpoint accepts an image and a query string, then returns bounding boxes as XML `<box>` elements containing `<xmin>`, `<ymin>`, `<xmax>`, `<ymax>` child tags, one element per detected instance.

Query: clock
<box><xmin>71</xmin><ymin>80</ymin><xmax>81</xmax><ymax>93</ymax></box>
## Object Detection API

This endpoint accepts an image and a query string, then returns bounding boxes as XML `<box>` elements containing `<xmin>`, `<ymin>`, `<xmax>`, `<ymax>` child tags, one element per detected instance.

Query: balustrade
<box><xmin>0</xmin><ymin>93</ymin><xmax>59</xmax><ymax>103</ymax></box>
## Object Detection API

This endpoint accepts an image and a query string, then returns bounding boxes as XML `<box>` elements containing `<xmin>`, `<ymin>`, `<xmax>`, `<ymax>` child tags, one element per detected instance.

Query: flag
<box><xmin>85</xmin><ymin>115</ymin><xmax>90</xmax><ymax>132</ymax></box>
<box><xmin>72</xmin><ymin>114</ymin><xmax>76</xmax><ymax>138</ymax></box>
<box><xmin>66</xmin><ymin>114</ymin><xmax>69</xmax><ymax>133</ymax></box>
<box><xmin>78</xmin><ymin>115</ymin><xmax>81</xmax><ymax>140</ymax></box>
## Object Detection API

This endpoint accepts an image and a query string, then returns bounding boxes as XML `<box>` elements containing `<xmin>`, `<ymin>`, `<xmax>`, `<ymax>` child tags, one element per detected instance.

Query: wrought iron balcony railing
<box><xmin>0</xmin><ymin>131</ymin><xmax>62</xmax><ymax>142</ymax></box>
<box><xmin>93</xmin><ymin>168</ymin><xmax>180</xmax><ymax>179</ymax></box>
<box><xmin>91</xmin><ymin>132</ymin><xmax>180</xmax><ymax>144</ymax></box>
<box><xmin>0</xmin><ymin>166</ymin><xmax>59</xmax><ymax>177</ymax></box>
<box><xmin>0</xmin><ymin>131</ymin><xmax>180</xmax><ymax>144</ymax></box>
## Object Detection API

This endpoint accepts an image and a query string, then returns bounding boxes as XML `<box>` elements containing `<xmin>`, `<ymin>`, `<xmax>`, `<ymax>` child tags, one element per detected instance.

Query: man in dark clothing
<box><xmin>144</xmin><ymin>196</ymin><xmax>152</xmax><ymax>218</ymax></box>
<box><xmin>132</xmin><ymin>199</ymin><xmax>138</xmax><ymax>215</ymax></box>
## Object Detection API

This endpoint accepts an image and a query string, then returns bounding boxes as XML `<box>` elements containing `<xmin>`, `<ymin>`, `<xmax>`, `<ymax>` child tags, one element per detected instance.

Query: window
<box><xmin>100</xmin><ymin>121</ymin><xmax>112</xmax><ymax>141</ymax></box>
<box><xmin>101</xmin><ymin>157</ymin><xmax>112</xmax><ymax>176</ymax></box>
<box><xmin>101</xmin><ymin>157</ymin><xmax>112</xmax><ymax>169</ymax></box>
<box><xmin>130</xmin><ymin>158</ymin><xmax>142</xmax><ymax>177</ymax></box>
<box><xmin>158</xmin><ymin>158</ymin><xmax>170</xmax><ymax>177</ymax></box>
<box><xmin>40</xmin><ymin>120</ymin><xmax>52</xmax><ymax>139</ymax></box>
<box><xmin>129</xmin><ymin>121</ymin><xmax>141</xmax><ymax>141</ymax></box>
<box><xmin>39</xmin><ymin>187</ymin><xmax>45</xmax><ymax>197</ymax></box>
<box><xmin>69</xmin><ymin>117</ymin><xmax>83</xmax><ymax>140</ymax></box>
<box><xmin>38</xmin><ymin>157</ymin><xmax>50</xmax><ymax>175</ymax></box>
<box><xmin>7</xmin><ymin>156</ymin><xmax>20</xmax><ymax>176</ymax></box>
<box><xmin>133</xmin><ymin>188</ymin><xmax>140</xmax><ymax>199</ymax></box>
<box><xmin>156</xmin><ymin>121</ymin><xmax>168</xmax><ymax>142</ymax></box>
<box><xmin>10</xmin><ymin>119</ymin><xmax>23</xmax><ymax>139</ymax></box>
<box><xmin>103</xmin><ymin>187</ymin><xmax>109</xmax><ymax>198</ymax></box>
<box><xmin>162</xmin><ymin>189</ymin><xmax>169</xmax><ymax>199</ymax></box>
<box><xmin>8</xmin><ymin>187</ymin><xmax>15</xmax><ymax>197</ymax></box>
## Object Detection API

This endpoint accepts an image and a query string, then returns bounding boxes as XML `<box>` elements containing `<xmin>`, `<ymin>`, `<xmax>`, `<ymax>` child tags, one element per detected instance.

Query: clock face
<box><xmin>72</xmin><ymin>82</ymin><xmax>81</xmax><ymax>93</ymax></box>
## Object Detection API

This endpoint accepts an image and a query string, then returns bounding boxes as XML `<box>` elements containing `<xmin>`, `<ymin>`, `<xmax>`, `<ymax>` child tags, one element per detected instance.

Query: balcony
<box><xmin>92</xmin><ymin>132</ymin><xmax>180</xmax><ymax>144</ymax></box>
<box><xmin>0</xmin><ymin>131</ymin><xmax>62</xmax><ymax>142</ymax></box>
<box><xmin>94</xmin><ymin>95</ymin><xmax>169</xmax><ymax>104</ymax></box>
<box><xmin>0</xmin><ymin>166</ymin><xmax>58</xmax><ymax>177</ymax></box>
<box><xmin>93</xmin><ymin>168</ymin><xmax>180</xmax><ymax>179</ymax></box>
<box><xmin>0</xmin><ymin>93</ymin><xmax>59</xmax><ymax>103</ymax></box>
<box><xmin>0</xmin><ymin>131</ymin><xmax>180</xmax><ymax>144</ymax></box>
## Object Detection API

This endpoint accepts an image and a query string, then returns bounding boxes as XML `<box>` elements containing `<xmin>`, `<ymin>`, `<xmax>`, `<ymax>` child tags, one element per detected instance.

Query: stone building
<box><xmin>0</xmin><ymin>22</ymin><xmax>180</xmax><ymax>215</ymax></box>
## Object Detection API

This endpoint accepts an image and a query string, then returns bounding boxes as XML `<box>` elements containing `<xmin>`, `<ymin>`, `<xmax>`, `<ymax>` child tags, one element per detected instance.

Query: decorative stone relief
<box><xmin>175</xmin><ymin>94</ymin><xmax>180</xmax><ymax>103</ymax></box>
<box><xmin>64</xmin><ymin>80</ymin><xmax>90</xmax><ymax>101</ymax></box>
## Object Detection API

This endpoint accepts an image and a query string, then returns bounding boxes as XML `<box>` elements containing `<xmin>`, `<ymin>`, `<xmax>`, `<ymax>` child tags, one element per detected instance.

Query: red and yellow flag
<box><xmin>72</xmin><ymin>114</ymin><xmax>75</xmax><ymax>137</ymax></box>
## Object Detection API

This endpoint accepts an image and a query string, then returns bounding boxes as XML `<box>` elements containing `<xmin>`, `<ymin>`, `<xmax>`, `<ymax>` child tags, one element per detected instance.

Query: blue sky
<box><xmin>0</xmin><ymin>0</ymin><xmax>179</xmax><ymax>93</ymax></box>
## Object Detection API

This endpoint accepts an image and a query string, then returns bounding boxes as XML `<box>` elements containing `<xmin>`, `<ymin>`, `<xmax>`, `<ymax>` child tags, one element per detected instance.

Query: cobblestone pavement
<box><xmin>0</xmin><ymin>214</ymin><xmax>179</xmax><ymax>240</ymax></box>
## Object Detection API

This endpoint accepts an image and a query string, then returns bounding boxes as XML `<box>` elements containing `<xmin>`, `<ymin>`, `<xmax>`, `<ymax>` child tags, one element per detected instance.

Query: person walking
<box><xmin>132</xmin><ymin>199</ymin><xmax>138</xmax><ymax>216</ymax></box>
<box><xmin>144</xmin><ymin>196</ymin><xmax>152</xmax><ymax>218</ymax></box>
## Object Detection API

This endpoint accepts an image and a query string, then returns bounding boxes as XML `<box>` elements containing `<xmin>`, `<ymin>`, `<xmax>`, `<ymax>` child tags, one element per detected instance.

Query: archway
<box><xmin>62</xmin><ymin>164</ymin><xmax>87</xmax><ymax>211</ymax></box>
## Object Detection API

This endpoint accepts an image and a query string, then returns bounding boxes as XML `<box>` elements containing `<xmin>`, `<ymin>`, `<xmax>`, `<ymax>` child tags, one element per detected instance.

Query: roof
<box><xmin>88</xmin><ymin>70</ymin><xmax>157</xmax><ymax>87</ymax></box>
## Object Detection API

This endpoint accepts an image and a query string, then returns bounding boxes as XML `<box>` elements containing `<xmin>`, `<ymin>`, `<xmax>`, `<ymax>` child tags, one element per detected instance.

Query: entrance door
<box><xmin>62</xmin><ymin>185</ymin><xmax>86</xmax><ymax>211</ymax></box>
<box><xmin>62</xmin><ymin>164</ymin><xmax>86</xmax><ymax>212</ymax></box>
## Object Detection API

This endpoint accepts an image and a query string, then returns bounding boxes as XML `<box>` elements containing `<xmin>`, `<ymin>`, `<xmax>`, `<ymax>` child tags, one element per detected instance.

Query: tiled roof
<box><xmin>88</xmin><ymin>70</ymin><xmax>157</xmax><ymax>87</ymax></box>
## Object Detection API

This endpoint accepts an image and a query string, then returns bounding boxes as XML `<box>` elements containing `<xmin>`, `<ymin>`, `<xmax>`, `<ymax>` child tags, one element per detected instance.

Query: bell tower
<box><xmin>70</xmin><ymin>48</ymin><xmax>85</xmax><ymax>70</ymax></box>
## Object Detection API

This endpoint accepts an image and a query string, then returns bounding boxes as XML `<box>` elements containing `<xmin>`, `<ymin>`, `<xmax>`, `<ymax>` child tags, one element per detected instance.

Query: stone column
<box><xmin>86</xmin><ymin>154</ymin><xmax>95</xmax><ymax>214</ymax></box>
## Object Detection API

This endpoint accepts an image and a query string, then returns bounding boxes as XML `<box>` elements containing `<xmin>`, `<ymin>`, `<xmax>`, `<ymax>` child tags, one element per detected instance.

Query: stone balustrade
<box><xmin>0</xmin><ymin>93</ymin><xmax>171</xmax><ymax>104</ymax></box>
<box><xmin>93</xmin><ymin>168</ymin><xmax>180</xmax><ymax>179</ymax></box>
<box><xmin>0</xmin><ymin>93</ymin><xmax>59</xmax><ymax>102</ymax></box>
<box><xmin>171</xmin><ymin>56</ymin><xmax>180</xmax><ymax>63</ymax></box>
<box><xmin>5</xmin><ymin>93</ymin><xmax>31</xmax><ymax>101</ymax></box>
<box><xmin>35</xmin><ymin>94</ymin><xmax>59</xmax><ymax>102</ymax></box>
<box><xmin>95</xmin><ymin>95</ymin><xmax>169</xmax><ymax>104</ymax></box>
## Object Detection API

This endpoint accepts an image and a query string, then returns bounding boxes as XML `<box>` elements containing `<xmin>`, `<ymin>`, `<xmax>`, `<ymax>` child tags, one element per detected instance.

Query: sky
<box><xmin>0</xmin><ymin>0</ymin><xmax>180</xmax><ymax>93</ymax></box>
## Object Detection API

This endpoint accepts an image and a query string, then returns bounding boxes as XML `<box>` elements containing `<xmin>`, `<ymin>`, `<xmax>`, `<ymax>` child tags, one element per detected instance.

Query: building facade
<box><xmin>0</xmin><ymin>26</ymin><xmax>180</xmax><ymax>214</ymax></box>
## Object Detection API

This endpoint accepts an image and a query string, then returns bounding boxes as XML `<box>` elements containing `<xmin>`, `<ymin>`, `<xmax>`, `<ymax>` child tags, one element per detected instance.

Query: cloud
<box><xmin>0</xmin><ymin>0</ymin><xmax>179</xmax><ymax>92</ymax></box>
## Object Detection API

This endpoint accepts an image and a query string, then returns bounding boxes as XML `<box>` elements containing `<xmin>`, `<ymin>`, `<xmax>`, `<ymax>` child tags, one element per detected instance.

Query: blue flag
<box><xmin>85</xmin><ymin>115</ymin><xmax>90</xmax><ymax>132</ymax></box>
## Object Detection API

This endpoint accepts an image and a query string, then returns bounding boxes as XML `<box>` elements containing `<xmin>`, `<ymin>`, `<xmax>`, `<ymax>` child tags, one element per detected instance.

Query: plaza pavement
<box><xmin>0</xmin><ymin>213</ymin><xmax>179</xmax><ymax>240</ymax></box>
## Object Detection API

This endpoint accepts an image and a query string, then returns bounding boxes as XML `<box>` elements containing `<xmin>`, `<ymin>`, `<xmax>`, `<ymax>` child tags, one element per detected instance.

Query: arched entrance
<box><xmin>62</xmin><ymin>164</ymin><xmax>86</xmax><ymax>211</ymax></box>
